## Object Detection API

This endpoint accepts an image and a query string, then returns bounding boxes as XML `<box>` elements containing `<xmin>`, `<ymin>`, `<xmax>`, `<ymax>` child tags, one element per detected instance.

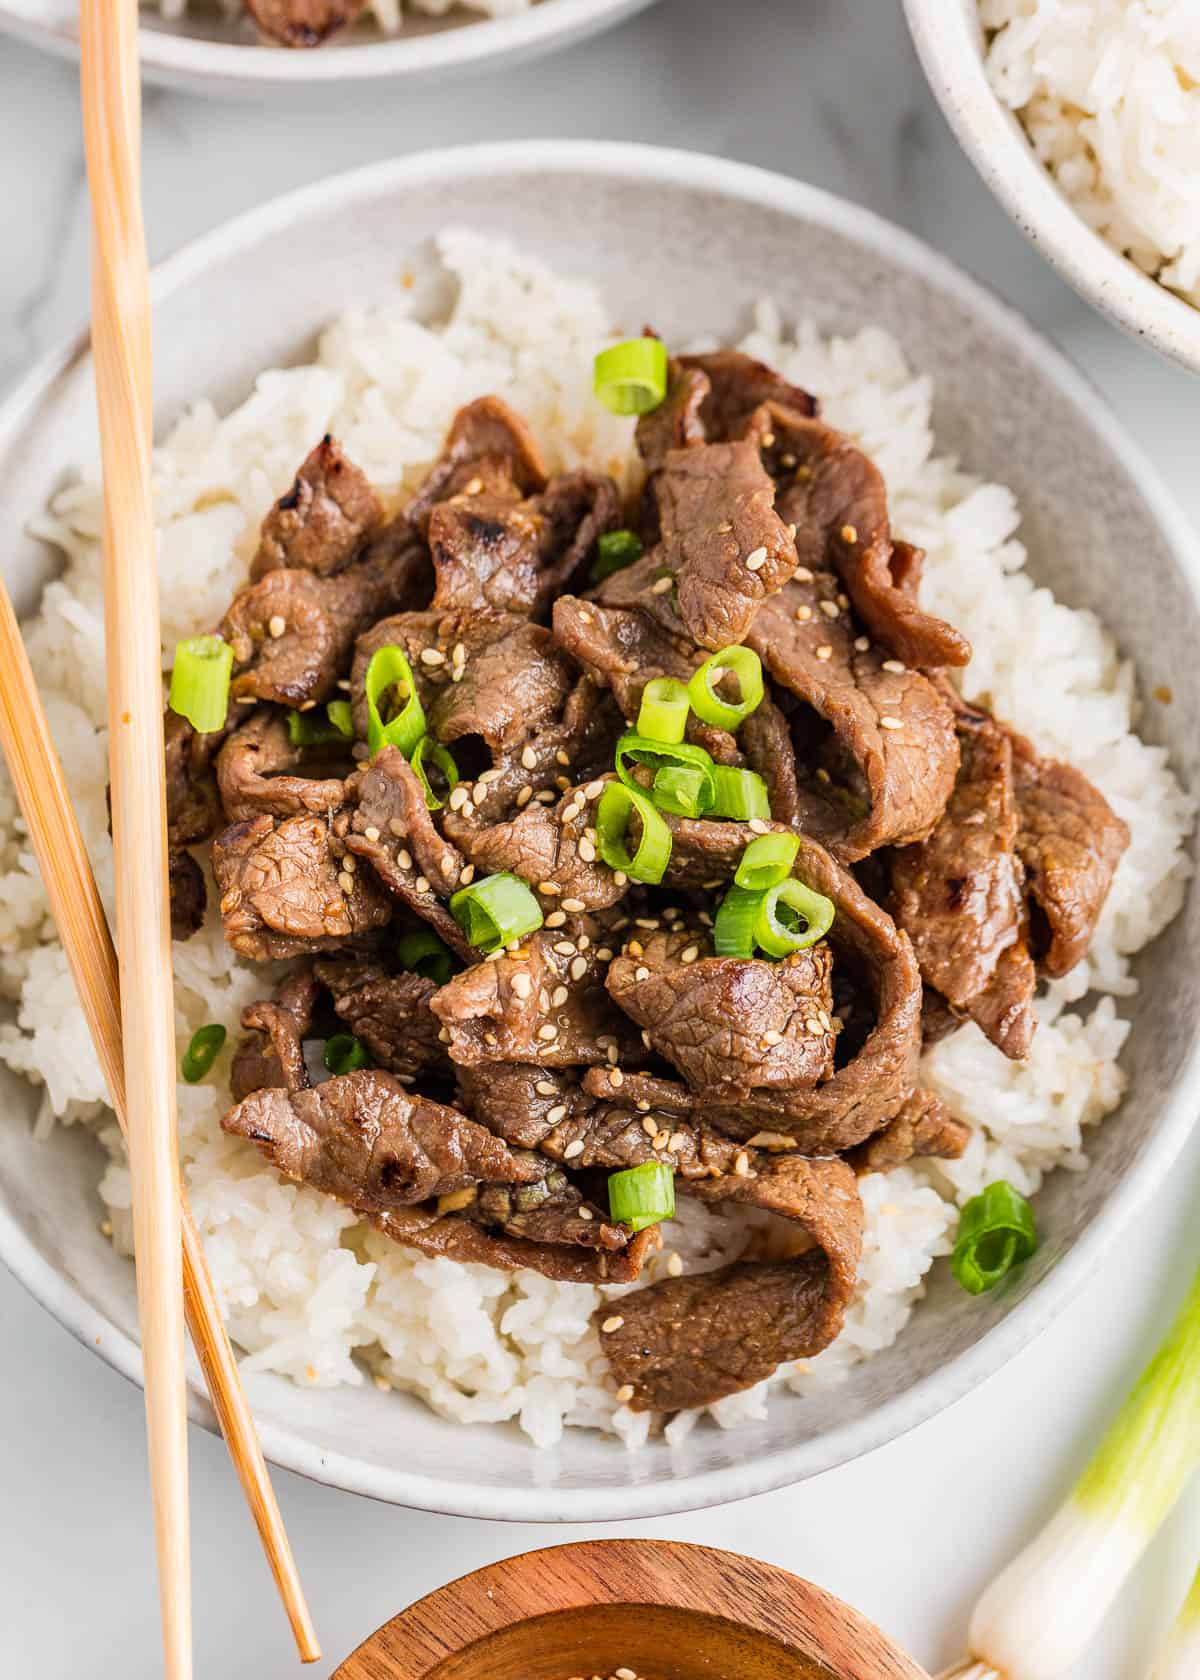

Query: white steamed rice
<box><xmin>0</xmin><ymin>230</ymin><xmax>1191</xmax><ymax>1449</ymax></box>
<box><xmin>981</xmin><ymin>0</ymin><xmax>1200</xmax><ymax>308</ymax></box>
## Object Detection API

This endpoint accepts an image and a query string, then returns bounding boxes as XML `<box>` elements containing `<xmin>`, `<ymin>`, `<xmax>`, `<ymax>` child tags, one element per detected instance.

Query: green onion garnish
<box><xmin>957</xmin><ymin>1262</ymin><xmax>1200</xmax><ymax>1680</ymax></box>
<box><xmin>754</xmin><ymin>877</ymin><xmax>835</xmax><ymax>958</ymax></box>
<box><xmin>396</xmin><ymin>926</ymin><xmax>455</xmax><ymax>987</ymax></box>
<box><xmin>713</xmin><ymin>884</ymin><xmax>761</xmax><ymax>959</ymax></box>
<box><xmin>168</xmin><ymin>636</ymin><xmax>233</xmax><ymax>736</ymax></box>
<box><xmin>591</xmin><ymin>528</ymin><xmax>644</xmax><ymax>583</ymax></box>
<box><xmin>410</xmin><ymin>734</ymin><xmax>459</xmax><ymax>811</ymax></box>
<box><xmin>450</xmin><ymin>872</ymin><xmax>544</xmax><ymax>955</ymax></box>
<box><xmin>652</xmin><ymin>764</ymin><xmax>709</xmax><ymax>819</ymax></box>
<box><xmin>181</xmin><ymin>1023</ymin><xmax>226</xmax><ymax>1084</ymax></box>
<box><xmin>287</xmin><ymin>699</ymin><xmax>354</xmax><ymax>747</ymax></box>
<box><xmin>607</xmin><ymin>1160</ymin><xmax>675</xmax><ymax>1233</ymax></box>
<box><xmin>365</xmin><ymin>645</ymin><xmax>426</xmax><ymax>759</ymax></box>
<box><xmin>687</xmin><ymin>645</ymin><xmax>764</xmax><ymax>732</ymax></box>
<box><xmin>951</xmin><ymin>1181</ymin><xmax>1037</xmax><ymax>1296</ymax></box>
<box><xmin>593</xmin><ymin>337</ymin><xmax>669</xmax><ymax>416</ymax></box>
<box><xmin>1152</xmin><ymin>1562</ymin><xmax>1200</xmax><ymax>1680</ymax></box>
<box><xmin>324</xmin><ymin>1033</ymin><xmax>370</xmax><ymax>1075</ymax></box>
<box><xmin>708</xmin><ymin>765</ymin><xmax>771</xmax><ymax>821</ymax></box>
<box><xmin>735</xmin><ymin>832</ymin><xmax>801</xmax><ymax>891</ymax></box>
<box><xmin>636</xmin><ymin>676</ymin><xmax>691</xmax><ymax>745</ymax></box>
<box><xmin>615</xmin><ymin>733</ymin><xmax>715</xmax><ymax>814</ymax></box>
<box><xmin>595</xmin><ymin>781</ymin><xmax>672</xmax><ymax>884</ymax></box>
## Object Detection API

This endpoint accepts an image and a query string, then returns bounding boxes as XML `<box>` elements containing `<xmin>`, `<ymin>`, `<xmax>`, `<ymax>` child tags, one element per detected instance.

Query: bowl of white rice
<box><xmin>903</xmin><ymin>0</ymin><xmax>1200</xmax><ymax>375</ymax></box>
<box><xmin>0</xmin><ymin>140</ymin><xmax>1197</xmax><ymax>1519</ymax></box>
<box><xmin>0</xmin><ymin>0</ymin><xmax>657</xmax><ymax>94</ymax></box>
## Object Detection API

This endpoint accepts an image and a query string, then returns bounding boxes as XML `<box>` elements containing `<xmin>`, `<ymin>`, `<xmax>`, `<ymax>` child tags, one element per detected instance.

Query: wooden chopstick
<box><xmin>68</xmin><ymin>0</ymin><xmax>320</xmax><ymax>1666</ymax></box>
<box><xmin>0</xmin><ymin>582</ymin><xmax>320</xmax><ymax>1661</ymax></box>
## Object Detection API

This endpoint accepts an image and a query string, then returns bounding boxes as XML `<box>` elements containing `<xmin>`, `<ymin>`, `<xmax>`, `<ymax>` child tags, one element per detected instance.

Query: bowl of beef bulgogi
<box><xmin>0</xmin><ymin>0</ymin><xmax>658</xmax><ymax>93</ymax></box>
<box><xmin>0</xmin><ymin>143</ymin><xmax>1196</xmax><ymax>1519</ymax></box>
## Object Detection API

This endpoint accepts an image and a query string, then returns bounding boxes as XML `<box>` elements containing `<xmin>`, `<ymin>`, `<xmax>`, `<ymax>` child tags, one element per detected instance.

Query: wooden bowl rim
<box><xmin>332</xmin><ymin>1538</ymin><xmax>930</xmax><ymax>1680</ymax></box>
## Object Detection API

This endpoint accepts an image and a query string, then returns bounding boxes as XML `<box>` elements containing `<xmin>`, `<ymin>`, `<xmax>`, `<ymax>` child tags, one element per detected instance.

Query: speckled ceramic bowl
<box><xmin>903</xmin><ymin>0</ymin><xmax>1200</xmax><ymax>375</ymax></box>
<box><xmin>0</xmin><ymin>0</ymin><xmax>657</xmax><ymax>95</ymax></box>
<box><xmin>0</xmin><ymin>142</ymin><xmax>1197</xmax><ymax>1520</ymax></box>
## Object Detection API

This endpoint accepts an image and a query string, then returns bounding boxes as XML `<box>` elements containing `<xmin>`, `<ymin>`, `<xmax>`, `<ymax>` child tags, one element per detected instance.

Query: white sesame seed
<box><xmin>854</xmin><ymin>635</ymin><xmax>871</xmax><ymax>652</ymax></box>
<box><xmin>880</xmin><ymin>715</ymin><xmax>903</xmax><ymax>731</ymax></box>
<box><xmin>637</xmin><ymin>1100</ymin><xmax>651</xmax><ymax>1113</ymax></box>
<box><xmin>585</xmin><ymin>779</ymin><xmax>605</xmax><ymax>799</ymax></box>
<box><xmin>448</xmin><ymin>785</ymin><xmax>470</xmax><ymax>810</ymax></box>
<box><xmin>420</xmin><ymin>647</ymin><xmax>446</xmax><ymax>667</ymax></box>
<box><xmin>650</xmin><ymin>575</ymin><xmax>674</xmax><ymax>595</ymax></box>
<box><xmin>837</xmin><ymin>593</ymin><xmax>850</xmax><ymax>609</ymax></box>
<box><xmin>562</xmin><ymin>802</ymin><xmax>582</xmax><ymax>824</ymax></box>
<box><xmin>537</xmin><ymin>1023</ymin><xmax>559</xmax><ymax>1041</ymax></box>
<box><xmin>667</xmin><ymin>1252</ymin><xmax>684</xmax><ymax>1277</ymax></box>
<box><xmin>882</xmin><ymin>658</ymin><xmax>907</xmax><ymax>673</ymax></box>
<box><xmin>820</xmin><ymin>599</ymin><xmax>839</xmax><ymax>618</ymax></box>
<box><xmin>267</xmin><ymin>614</ymin><xmax>286</xmax><ymax>639</ymax></box>
<box><xmin>841</xmin><ymin>523</ymin><xmax>858</xmax><ymax>544</ymax></box>
<box><xmin>642</xmin><ymin>1116</ymin><xmax>659</xmax><ymax>1136</ymax></box>
<box><xmin>363</xmin><ymin>825</ymin><xmax>380</xmax><ymax>842</ymax></box>
<box><xmin>734</xmin><ymin>1151</ymin><xmax>751</xmax><ymax>1177</ymax></box>
<box><xmin>510</xmin><ymin>972</ymin><xmax>533</xmax><ymax>999</ymax></box>
<box><xmin>613</xmin><ymin>871</ymin><xmax>628</xmax><ymax>888</ymax></box>
<box><xmin>483</xmin><ymin>1031</ymin><xmax>498</xmax><ymax>1047</ymax></box>
<box><xmin>388</xmin><ymin>818</ymin><xmax>406</xmax><ymax>837</ymax></box>
<box><xmin>577</xmin><ymin>935</ymin><xmax>590</xmax><ymax>951</ymax></box>
<box><xmin>653</xmin><ymin>1130</ymin><xmax>670</xmax><ymax>1150</ymax></box>
<box><xmin>615</xmin><ymin>1386</ymin><xmax>634</xmax><ymax>1405</ymax></box>
<box><xmin>415</xmin><ymin>876</ymin><xmax>430</xmax><ymax>894</ymax></box>
<box><xmin>601</xmin><ymin>1315</ymin><xmax>624</xmax><ymax>1334</ymax></box>
<box><xmin>545</xmin><ymin>910</ymin><xmax>567</xmax><ymax>928</ymax></box>
<box><xmin>438</xmin><ymin>1027</ymin><xmax>451</xmax><ymax>1044</ymax></box>
<box><xmin>795</xmin><ymin>566</ymin><xmax>814</xmax><ymax>583</ymax></box>
<box><xmin>570</xmin><ymin>956</ymin><xmax>588</xmax><ymax>981</ymax></box>
<box><xmin>516</xmin><ymin>785</ymin><xmax>534</xmax><ymax>807</ymax></box>
<box><xmin>540</xmin><ymin>881</ymin><xmax>561</xmax><ymax>896</ymax></box>
<box><xmin>535</xmin><ymin>1080</ymin><xmax>557</xmax><ymax>1097</ymax></box>
<box><xmin>680</xmin><ymin>945</ymin><xmax>699</xmax><ymax>964</ymax></box>
<box><xmin>561</xmin><ymin>897</ymin><xmax>586</xmax><ymax>914</ymax></box>
<box><xmin>337</xmin><ymin>871</ymin><xmax>354</xmax><ymax>894</ymax></box>
<box><xmin>555</xmin><ymin>748</ymin><xmax>571</xmax><ymax>766</ymax></box>
<box><xmin>547</xmin><ymin>1103</ymin><xmax>567</xmax><ymax>1124</ymax></box>
<box><xmin>763</xmin><ymin>1029</ymin><xmax>783</xmax><ymax>1046</ymax></box>
<box><xmin>451</xmin><ymin>641</ymin><xmax>466</xmax><ymax>667</ymax></box>
<box><xmin>596</xmin><ymin>947</ymin><xmax>614</xmax><ymax>963</ymax></box>
<box><xmin>744</xmin><ymin>545</ymin><xmax>768</xmax><ymax>572</ymax></box>
<box><xmin>607</xmin><ymin>1043</ymin><xmax>620</xmax><ymax>1065</ymax></box>
<box><xmin>795</xmin><ymin>604</ymin><xmax>813</xmax><ymax>622</ymax></box>
<box><xmin>634</xmin><ymin>965</ymin><xmax>650</xmax><ymax>982</ymax></box>
<box><xmin>578</xmin><ymin>838</ymin><xmax>597</xmax><ymax>862</ymax></box>
<box><xmin>805</xmin><ymin>1016</ymin><xmax>823</xmax><ymax>1034</ymax></box>
<box><xmin>521</xmin><ymin>745</ymin><xmax>537</xmax><ymax>769</ymax></box>
<box><xmin>579</xmin><ymin>1207</ymin><xmax>593</xmax><ymax>1222</ymax></box>
<box><xmin>816</xmin><ymin>644</ymin><xmax>833</xmax><ymax>661</ymax></box>
<box><xmin>460</xmin><ymin>864</ymin><xmax>475</xmax><ymax>885</ymax></box>
<box><xmin>397</xmin><ymin>849</ymin><xmax>413</xmax><ymax>870</ymax></box>
<box><xmin>477</xmin><ymin>767</ymin><xmax>502</xmax><ymax>785</ymax></box>
<box><xmin>554</xmin><ymin>940</ymin><xmax>576</xmax><ymax>956</ymax></box>
<box><xmin>551</xmin><ymin>985</ymin><xmax>569</xmax><ymax>1007</ymax></box>
<box><xmin>717</xmin><ymin>520</ymin><xmax>733</xmax><ymax>534</ymax></box>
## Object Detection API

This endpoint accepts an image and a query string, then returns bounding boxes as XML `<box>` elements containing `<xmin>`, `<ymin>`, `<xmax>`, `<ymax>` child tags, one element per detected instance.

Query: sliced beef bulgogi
<box><xmin>252</xmin><ymin>435</ymin><xmax>381</xmax><ymax>579</ymax></box>
<box><xmin>244</xmin><ymin>0</ymin><xmax>365</xmax><ymax>46</ymax></box>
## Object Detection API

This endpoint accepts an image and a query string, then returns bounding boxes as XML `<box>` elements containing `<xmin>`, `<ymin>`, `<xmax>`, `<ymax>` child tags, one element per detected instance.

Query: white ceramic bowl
<box><xmin>1</xmin><ymin>141</ymin><xmax>1198</xmax><ymax>1520</ymax></box>
<box><xmin>903</xmin><ymin>0</ymin><xmax>1200</xmax><ymax>375</ymax></box>
<box><xmin>0</xmin><ymin>0</ymin><xmax>656</xmax><ymax>94</ymax></box>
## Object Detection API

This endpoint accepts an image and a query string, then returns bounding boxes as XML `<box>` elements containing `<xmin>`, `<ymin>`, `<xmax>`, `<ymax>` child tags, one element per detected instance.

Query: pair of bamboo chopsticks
<box><xmin>0</xmin><ymin>1</ymin><xmax>324</xmax><ymax>1671</ymax></box>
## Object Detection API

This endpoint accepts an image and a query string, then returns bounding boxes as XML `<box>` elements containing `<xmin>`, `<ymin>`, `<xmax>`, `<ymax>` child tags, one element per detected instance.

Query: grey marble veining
<box><xmin>0</xmin><ymin>3</ymin><xmax>1198</xmax><ymax>1678</ymax></box>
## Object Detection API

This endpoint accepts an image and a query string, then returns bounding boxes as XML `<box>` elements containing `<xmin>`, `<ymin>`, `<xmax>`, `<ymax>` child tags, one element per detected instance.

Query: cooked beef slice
<box><xmin>1007</xmin><ymin>724</ymin><xmax>1129</xmax><ymax>978</ymax></box>
<box><xmin>738</xmin><ymin>692</ymin><xmax>804</xmax><ymax>827</ymax></box>
<box><xmin>443</xmin><ymin>778</ymin><xmax>624</xmax><ymax>913</ymax></box>
<box><xmin>230</xmin><ymin>965</ymin><xmax>321</xmax><ymax>1101</ymax></box>
<box><xmin>742</xmin><ymin>401</ymin><xmax>970</xmax><ymax>670</ymax></box>
<box><xmin>222</xmin><ymin>564</ymin><xmax>398</xmax><ymax>710</ymax></box>
<box><xmin>216</xmin><ymin>708</ymin><xmax>345</xmax><ymax>823</ymax></box>
<box><xmin>367</xmin><ymin>1202</ymin><xmax>658</xmax><ymax>1285</ymax></box>
<box><xmin>650</xmin><ymin>441</ymin><xmax>797</xmax><ymax>650</ymax></box>
<box><xmin>532</xmin><ymin>471</ymin><xmax>623</xmax><ymax>601</ymax></box>
<box><xmin>212</xmin><ymin>811</ymin><xmax>392</xmax><ymax>961</ymax></box>
<box><xmin>635</xmin><ymin>358</ymin><xmax>710</xmax><ymax>476</ymax></box>
<box><xmin>606</xmin><ymin>927</ymin><xmax>835</xmax><ymax>1100</ymax></box>
<box><xmin>403</xmin><ymin>396</ymin><xmax>549</xmax><ymax>536</ymax></box>
<box><xmin>431</xmin><ymin>928</ymin><xmax>637</xmax><ymax>1069</ymax></box>
<box><xmin>336</xmin><ymin>747</ymin><xmax>472</xmax><ymax>958</ymax></box>
<box><xmin>223</xmin><ymin>1069</ymin><xmax>547</xmax><ymax>1211</ymax></box>
<box><xmin>165</xmin><ymin>710</ymin><xmax>227</xmax><ymax>846</ymax></box>
<box><xmin>312</xmin><ymin>957</ymin><xmax>449</xmax><ymax>1082</ymax></box>
<box><xmin>890</xmin><ymin>705</ymin><xmax>1037</xmax><ymax>1060</ymax></box>
<box><xmin>251</xmin><ymin>436</ymin><xmax>381</xmax><ymax>580</ymax></box>
<box><xmin>745</xmin><ymin>575</ymin><xmax>960</xmax><ymax>860</ymax></box>
<box><xmin>471</xmin><ymin>1169</ymin><xmax>628</xmax><ymax>1254</ymax></box>
<box><xmin>168</xmin><ymin>849</ymin><xmax>206</xmax><ymax>943</ymax></box>
<box><xmin>244</xmin><ymin>0</ymin><xmax>364</xmax><ymax>44</ymax></box>
<box><xmin>598</xmin><ymin>1155</ymin><xmax>862</xmax><ymax>1412</ymax></box>
<box><xmin>848</xmin><ymin>1088</ymin><xmax>969</xmax><ymax>1173</ymax></box>
<box><xmin>679</xmin><ymin>350</ymin><xmax>818</xmax><ymax>439</ymax></box>
<box><xmin>465</xmin><ymin>677</ymin><xmax>624</xmax><ymax>825</ymax></box>
<box><xmin>427</xmin><ymin>492</ymin><xmax>548</xmax><ymax>617</ymax></box>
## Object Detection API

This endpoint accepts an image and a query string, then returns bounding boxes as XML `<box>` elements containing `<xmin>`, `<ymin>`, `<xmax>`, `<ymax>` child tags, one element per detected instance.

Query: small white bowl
<box><xmin>0</xmin><ymin>0</ymin><xmax>657</xmax><ymax>95</ymax></box>
<box><xmin>1</xmin><ymin>141</ymin><xmax>1198</xmax><ymax>1520</ymax></box>
<box><xmin>902</xmin><ymin>0</ymin><xmax>1200</xmax><ymax>375</ymax></box>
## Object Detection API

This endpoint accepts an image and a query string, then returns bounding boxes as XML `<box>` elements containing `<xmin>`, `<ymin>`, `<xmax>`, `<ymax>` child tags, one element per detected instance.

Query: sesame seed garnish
<box><xmin>734</xmin><ymin>1151</ymin><xmax>751</xmax><ymax>1176</ymax></box>
<box><xmin>510</xmin><ymin>972</ymin><xmax>533</xmax><ymax>999</ymax></box>
<box><xmin>805</xmin><ymin>1016</ymin><xmax>823</xmax><ymax>1034</ymax></box>
<box><xmin>882</xmin><ymin>658</ymin><xmax>906</xmax><ymax>673</ymax></box>
<box><xmin>464</xmin><ymin>476</ymin><xmax>484</xmax><ymax>496</ymax></box>
<box><xmin>545</xmin><ymin>910</ymin><xmax>567</xmax><ymax>928</ymax></box>
<box><xmin>578</xmin><ymin>609</ymin><xmax>594</xmax><ymax>624</ymax></box>
<box><xmin>667</xmin><ymin>1252</ymin><xmax>684</xmax><ymax>1277</ymax></box>
<box><xmin>837</xmin><ymin>593</ymin><xmax>850</xmax><ymax>609</ymax></box>
<box><xmin>551</xmin><ymin>985</ymin><xmax>569</xmax><ymax>1007</ymax></box>
<box><xmin>539</xmin><ymin>881</ymin><xmax>561</xmax><ymax>895</ymax></box>
<box><xmin>819</xmin><ymin>1010</ymin><xmax>832</xmax><ymax>1030</ymax></box>
<box><xmin>820</xmin><ymin>599</ymin><xmax>839</xmax><ymax>618</ymax></box>
<box><xmin>438</xmin><ymin>1027</ymin><xmax>451</xmax><ymax>1043</ymax></box>
<box><xmin>880</xmin><ymin>715</ymin><xmax>903</xmax><ymax>731</ymax></box>
<box><xmin>561</xmin><ymin>897</ymin><xmax>587</xmax><ymax>916</ymax></box>
<box><xmin>635</xmin><ymin>917</ymin><xmax>660</xmax><ymax>931</ymax></box>
<box><xmin>420</xmin><ymin>647</ymin><xmax>445</xmax><ymax>667</ymax></box>
<box><xmin>578</xmin><ymin>838</ymin><xmax>597</xmax><ymax>862</ymax></box>
<box><xmin>613</xmin><ymin>871</ymin><xmax>628</xmax><ymax>887</ymax></box>
<box><xmin>579</xmin><ymin>1207</ymin><xmax>593</xmax><ymax>1221</ymax></box>
<box><xmin>745</xmin><ymin>545</ymin><xmax>768</xmax><ymax>572</ymax></box>
<box><xmin>816</xmin><ymin>644</ymin><xmax>833</xmax><ymax>661</ymax></box>
<box><xmin>634</xmin><ymin>965</ymin><xmax>650</xmax><ymax>981</ymax></box>
<box><xmin>555</xmin><ymin>748</ymin><xmax>571</xmax><ymax>767</ymax></box>
<box><xmin>601</xmin><ymin>1315</ymin><xmax>625</xmax><ymax>1334</ymax></box>
<box><xmin>615</xmin><ymin>1385</ymin><xmax>634</xmax><ymax>1405</ymax></box>
<box><xmin>562</xmin><ymin>801</ymin><xmax>582</xmax><ymax>823</ymax></box>
<box><xmin>596</xmin><ymin>947</ymin><xmax>614</xmax><ymax>962</ymax></box>
<box><xmin>337</xmin><ymin>871</ymin><xmax>354</xmax><ymax>894</ymax></box>
<box><xmin>609</xmin><ymin>1068</ymin><xmax>624</xmax><ymax>1090</ymax></box>
<box><xmin>564</xmin><ymin>1139</ymin><xmax>585</xmax><ymax>1160</ymax></box>
<box><xmin>517</xmin><ymin>745</ymin><xmax>537</xmax><ymax>772</ymax></box>
<box><xmin>554</xmin><ymin>940</ymin><xmax>576</xmax><ymax>956</ymax></box>
<box><xmin>267</xmin><ymin>614</ymin><xmax>286</xmax><ymax>638</ymax></box>
<box><xmin>570</xmin><ymin>955</ymin><xmax>588</xmax><ymax>981</ymax></box>
<box><xmin>748</xmin><ymin>817</ymin><xmax>770</xmax><ymax>835</ymax></box>
<box><xmin>650</xmin><ymin>575</ymin><xmax>674</xmax><ymax>595</ymax></box>
<box><xmin>680</xmin><ymin>945</ymin><xmax>699</xmax><ymax>964</ymax></box>
<box><xmin>394</xmin><ymin>847</ymin><xmax>411</xmax><ymax>869</ymax></box>
<box><xmin>363</xmin><ymin>825</ymin><xmax>380</xmax><ymax>842</ymax></box>
<box><xmin>577</xmin><ymin>935</ymin><xmax>590</xmax><ymax>951</ymax></box>
<box><xmin>763</xmin><ymin>1029</ymin><xmax>783</xmax><ymax>1046</ymax></box>
<box><xmin>555</xmin><ymin>775</ymin><xmax>571</xmax><ymax>791</ymax></box>
<box><xmin>535</xmin><ymin>1080</ymin><xmax>557</xmax><ymax>1096</ymax></box>
<box><xmin>537</xmin><ymin>789</ymin><xmax>556</xmax><ymax>804</ymax></box>
<box><xmin>841</xmin><ymin>524</ymin><xmax>858</xmax><ymax>543</ymax></box>
<box><xmin>477</xmin><ymin>768</ymin><xmax>501</xmax><ymax>785</ymax></box>
<box><xmin>795</xmin><ymin>566</ymin><xmax>814</xmax><ymax>582</ymax></box>
<box><xmin>537</xmin><ymin>1023</ymin><xmax>559</xmax><ymax>1041</ymax></box>
<box><xmin>642</xmin><ymin>1116</ymin><xmax>659</xmax><ymax>1137</ymax></box>
<box><xmin>795</xmin><ymin>604</ymin><xmax>813</xmax><ymax>622</ymax></box>
<box><xmin>854</xmin><ymin>635</ymin><xmax>871</xmax><ymax>652</ymax></box>
<box><xmin>637</xmin><ymin>1100</ymin><xmax>651</xmax><ymax>1113</ymax></box>
<box><xmin>607</xmin><ymin>1043</ymin><xmax>620</xmax><ymax>1065</ymax></box>
<box><xmin>389</xmin><ymin>818</ymin><xmax>406</xmax><ymax>837</ymax></box>
<box><xmin>585</xmin><ymin>779</ymin><xmax>605</xmax><ymax>799</ymax></box>
<box><xmin>460</xmin><ymin>864</ymin><xmax>475</xmax><ymax>885</ymax></box>
<box><xmin>516</xmin><ymin>785</ymin><xmax>534</xmax><ymax>808</ymax></box>
<box><xmin>483</xmin><ymin>1030</ymin><xmax>499</xmax><ymax>1047</ymax></box>
<box><xmin>448</xmin><ymin>785</ymin><xmax>470</xmax><ymax>810</ymax></box>
<box><xmin>547</xmin><ymin>1103</ymin><xmax>567</xmax><ymax>1124</ymax></box>
<box><xmin>627</xmin><ymin>939</ymin><xmax>644</xmax><ymax>958</ymax></box>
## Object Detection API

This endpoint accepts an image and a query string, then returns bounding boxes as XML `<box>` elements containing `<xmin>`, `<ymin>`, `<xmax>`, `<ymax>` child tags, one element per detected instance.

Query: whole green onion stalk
<box><xmin>1149</xmin><ymin>1563</ymin><xmax>1200</xmax><ymax>1680</ymax></box>
<box><xmin>940</xmin><ymin>1262</ymin><xmax>1200</xmax><ymax>1680</ymax></box>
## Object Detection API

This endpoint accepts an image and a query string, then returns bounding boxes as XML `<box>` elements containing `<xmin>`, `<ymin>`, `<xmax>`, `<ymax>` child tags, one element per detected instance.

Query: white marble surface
<box><xmin>1</xmin><ymin>2</ymin><xmax>1199</xmax><ymax>1676</ymax></box>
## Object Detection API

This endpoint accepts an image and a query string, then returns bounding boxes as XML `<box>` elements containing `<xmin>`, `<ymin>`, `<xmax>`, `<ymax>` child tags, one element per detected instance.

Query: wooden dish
<box><xmin>332</xmin><ymin>1539</ymin><xmax>929</xmax><ymax>1680</ymax></box>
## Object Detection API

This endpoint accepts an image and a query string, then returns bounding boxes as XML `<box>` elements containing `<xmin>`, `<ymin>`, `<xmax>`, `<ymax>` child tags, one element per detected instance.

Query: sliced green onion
<box><xmin>396</xmin><ymin>926</ymin><xmax>455</xmax><ymax>987</ymax></box>
<box><xmin>591</xmin><ymin>528</ymin><xmax>644</xmax><ymax>583</ymax></box>
<box><xmin>615</xmin><ymin>732</ymin><xmax>715</xmax><ymax>818</ymax></box>
<box><xmin>636</xmin><ymin>677</ymin><xmax>691</xmax><ymax>745</ymax></box>
<box><xmin>324</xmin><ymin>1033</ymin><xmax>369</xmax><ymax>1075</ymax></box>
<box><xmin>365</xmin><ymin>645</ymin><xmax>426</xmax><ymax>759</ymax></box>
<box><xmin>287</xmin><ymin>699</ymin><xmax>354</xmax><ymax>747</ymax></box>
<box><xmin>951</xmin><ymin>1181</ymin><xmax>1037</xmax><ymax>1296</ymax></box>
<box><xmin>708</xmin><ymin>765</ymin><xmax>771</xmax><ymax>821</ymax></box>
<box><xmin>181</xmin><ymin>1023</ymin><xmax>225</xmax><ymax>1083</ymax></box>
<box><xmin>596</xmin><ymin>781</ymin><xmax>672</xmax><ymax>884</ymax></box>
<box><xmin>754</xmin><ymin>877</ymin><xmax>835</xmax><ymax>958</ymax></box>
<box><xmin>713</xmin><ymin>884</ymin><xmax>762</xmax><ymax>959</ymax></box>
<box><xmin>607</xmin><ymin>1160</ymin><xmax>675</xmax><ymax>1233</ymax></box>
<box><xmin>168</xmin><ymin>636</ymin><xmax>233</xmax><ymax>735</ymax></box>
<box><xmin>687</xmin><ymin>645</ymin><xmax>764</xmax><ymax>732</ymax></box>
<box><xmin>959</xmin><ymin>1262</ymin><xmax>1200</xmax><ymax>1680</ymax></box>
<box><xmin>450</xmin><ymin>872</ymin><xmax>544</xmax><ymax>955</ymax></box>
<box><xmin>1151</xmin><ymin>1563</ymin><xmax>1200</xmax><ymax>1680</ymax></box>
<box><xmin>652</xmin><ymin>764</ymin><xmax>709</xmax><ymax>819</ymax></box>
<box><xmin>410</xmin><ymin>734</ymin><xmax>459</xmax><ymax>811</ymax></box>
<box><xmin>593</xmin><ymin>337</ymin><xmax>669</xmax><ymax>417</ymax></box>
<box><xmin>735</xmin><ymin>832</ymin><xmax>801</xmax><ymax>891</ymax></box>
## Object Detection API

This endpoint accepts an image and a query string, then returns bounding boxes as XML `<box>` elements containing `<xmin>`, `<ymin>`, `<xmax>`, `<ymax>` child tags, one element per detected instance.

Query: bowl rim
<box><xmin>901</xmin><ymin>0</ymin><xmax>1200</xmax><ymax>376</ymax></box>
<box><xmin>1</xmin><ymin>138</ymin><xmax>1198</xmax><ymax>1521</ymax></box>
<box><xmin>0</xmin><ymin>0</ymin><xmax>655</xmax><ymax>84</ymax></box>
